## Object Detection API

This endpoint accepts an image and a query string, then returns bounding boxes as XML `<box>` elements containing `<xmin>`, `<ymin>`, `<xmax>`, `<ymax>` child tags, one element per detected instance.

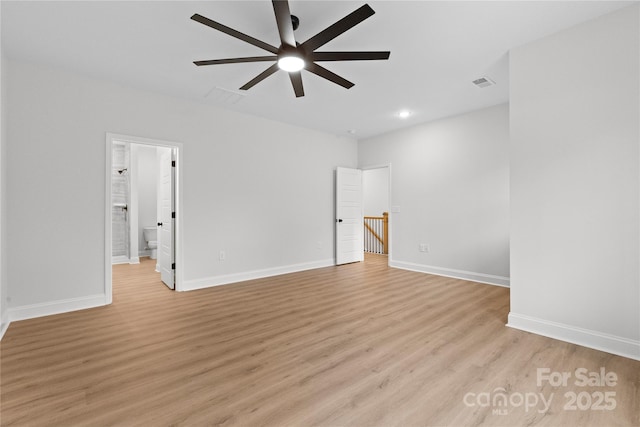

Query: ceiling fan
<box><xmin>191</xmin><ymin>1</ymin><xmax>390</xmax><ymax>98</ymax></box>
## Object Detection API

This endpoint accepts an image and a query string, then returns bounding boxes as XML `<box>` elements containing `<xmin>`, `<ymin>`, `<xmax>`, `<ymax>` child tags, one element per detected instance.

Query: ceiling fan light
<box><xmin>278</xmin><ymin>55</ymin><xmax>305</xmax><ymax>72</ymax></box>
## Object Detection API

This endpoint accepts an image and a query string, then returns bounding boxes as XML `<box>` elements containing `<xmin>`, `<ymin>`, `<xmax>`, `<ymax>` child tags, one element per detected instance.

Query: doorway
<box><xmin>362</xmin><ymin>165</ymin><xmax>391</xmax><ymax>262</ymax></box>
<box><xmin>335</xmin><ymin>165</ymin><xmax>391</xmax><ymax>266</ymax></box>
<box><xmin>105</xmin><ymin>133</ymin><xmax>183</xmax><ymax>303</ymax></box>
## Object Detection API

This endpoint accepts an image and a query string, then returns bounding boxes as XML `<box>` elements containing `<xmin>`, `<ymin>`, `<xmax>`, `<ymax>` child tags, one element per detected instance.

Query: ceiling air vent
<box><xmin>472</xmin><ymin>77</ymin><xmax>495</xmax><ymax>88</ymax></box>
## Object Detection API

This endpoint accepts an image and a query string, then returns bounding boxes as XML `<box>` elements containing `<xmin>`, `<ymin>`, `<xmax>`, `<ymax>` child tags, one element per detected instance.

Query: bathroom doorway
<box><xmin>105</xmin><ymin>133</ymin><xmax>183</xmax><ymax>302</ymax></box>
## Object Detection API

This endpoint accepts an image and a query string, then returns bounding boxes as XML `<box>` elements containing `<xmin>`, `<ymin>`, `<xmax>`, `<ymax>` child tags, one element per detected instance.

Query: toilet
<box><xmin>143</xmin><ymin>226</ymin><xmax>158</xmax><ymax>259</ymax></box>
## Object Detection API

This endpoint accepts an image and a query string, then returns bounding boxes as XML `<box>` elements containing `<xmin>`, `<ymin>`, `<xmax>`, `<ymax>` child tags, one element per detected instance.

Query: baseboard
<box><xmin>507</xmin><ymin>312</ymin><xmax>640</xmax><ymax>361</ymax></box>
<box><xmin>8</xmin><ymin>294</ymin><xmax>107</xmax><ymax>322</ymax></box>
<box><xmin>112</xmin><ymin>256</ymin><xmax>139</xmax><ymax>265</ymax></box>
<box><xmin>182</xmin><ymin>259</ymin><xmax>335</xmax><ymax>292</ymax></box>
<box><xmin>390</xmin><ymin>260</ymin><xmax>510</xmax><ymax>287</ymax></box>
<box><xmin>0</xmin><ymin>311</ymin><xmax>9</xmax><ymax>340</ymax></box>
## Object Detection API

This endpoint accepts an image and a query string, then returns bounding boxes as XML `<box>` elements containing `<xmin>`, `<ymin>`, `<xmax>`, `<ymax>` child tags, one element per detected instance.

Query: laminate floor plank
<box><xmin>1</xmin><ymin>255</ymin><xmax>638</xmax><ymax>426</ymax></box>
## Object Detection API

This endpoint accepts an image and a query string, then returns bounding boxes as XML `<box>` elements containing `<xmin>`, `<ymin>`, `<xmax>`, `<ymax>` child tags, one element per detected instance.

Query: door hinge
<box><xmin>171</xmin><ymin>160</ymin><xmax>176</xmax><ymax>167</ymax></box>
<box><xmin>171</xmin><ymin>212</ymin><xmax>175</xmax><ymax>219</ymax></box>
<box><xmin>172</xmin><ymin>263</ymin><xmax>176</xmax><ymax>270</ymax></box>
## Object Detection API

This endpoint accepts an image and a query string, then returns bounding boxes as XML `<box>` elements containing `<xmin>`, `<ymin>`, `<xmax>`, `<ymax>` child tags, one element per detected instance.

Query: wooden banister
<box><xmin>383</xmin><ymin>212</ymin><xmax>388</xmax><ymax>254</ymax></box>
<box><xmin>364</xmin><ymin>221</ymin><xmax>384</xmax><ymax>245</ymax></box>
<box><xmin>363</xmin><ymin>212</ymin><xmax>389</xmax><ymax>254</ymax></box>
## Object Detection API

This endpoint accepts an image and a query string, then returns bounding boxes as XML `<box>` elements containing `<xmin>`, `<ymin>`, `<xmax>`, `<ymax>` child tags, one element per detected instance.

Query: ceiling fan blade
<box><xmin>301</xmin><ymin>4</ymin><xmax>375</xmax><ymax>53</ymax></box>
<box><xmin>194</xmin><ymin>56</ymin><xmax>277</xmax><ymax>66</ymax></box>
<box><xmin>305</xmin><ymin>62</ymin><xmax>354</xmax><ymax>89</ymax></box>
<box><xmin>272</xmin><ymin>0</ymin><xmax>296</xmax><ymax>48</ymax></box>
<box><xmin>191</xmin><ymin>13</ymin><xmax>279</xmax><ymax>54</ymax></box>
<box><xmin>311</xmin><ymin>51</ymin><xmax>390</xmax><ymax>62</ymax></box>
<box><xmin>239</xmin><ymin>63</ymin><xmax>280</xmax><ymax>91</ymax></box>
<box><xmin>289</xmin><ymin>71</ymin><xmax>305</xmax><ymax>97</ymax></box>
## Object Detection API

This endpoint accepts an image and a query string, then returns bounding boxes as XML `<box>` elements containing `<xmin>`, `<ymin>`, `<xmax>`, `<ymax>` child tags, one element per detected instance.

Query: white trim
<box><xmin>106</xmin><ymin>133</ymin><xmax>184</xmax><ymax>303</ymax></box>
<box><xmin>129</xmin><ymin>144</ymin><xmax>140</xmax><ymax>264</ymax></box>
<box><xmin>8</xmin><ymin>294</ymin><xmax>106</xmax><ymax>322</ymax></box>
<box><xmin>105</xmin><ymin>136</ymin><xmax>113</xmax><ymax>303</ymax></box>
<box><xmin>111</xmin><ymin>255</ymin><xmax>129</xmax><ymax>265</ymax></box>
<box><xmin>507</xmin><ymin>312</ymin><xmax>640</xmax><ymax>361</ymax></box>
<box><xmin>182</xmin><ymin>259</ymin><xmax>335</xmax><ymax>292</ymax></box>
<box><xmin>111</xmin><ymin>255</ymin><xmax>139</xmax><ymax>265</ymax></box>
<box><xmin>0</xmin><ymin>312</ymin><xmax>9</xmax><ymax>340</ymax></box>
<box><xmin>390</xmin><ymin>260</ymin><xmax>510</xmax><ymax>287</ymax></box>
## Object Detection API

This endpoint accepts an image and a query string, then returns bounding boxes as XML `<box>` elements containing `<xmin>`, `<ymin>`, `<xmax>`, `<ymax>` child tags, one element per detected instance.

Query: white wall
<box><xmin>136</xmin><ymin>144</ymin><xmax>158</xmax><ymax>257</ymax></box>
<box><xmin>359</xmin><ymin>104</ymin><xmax>510</xmax><ymax>286</ymax></box>
<box><xmin>5</xmin><ymin>59</ymin><xmax>356</xmax><ymax>316</ymax></box>
<box><xmin>0</xmin><ymin>6</ymin><xmax>8</xmax><ymax>338</ymax></box>
<box><xmin>363</xmin><ymin>168</ymin><xmax>389</xmax><ymax>217</ymax></box>
<box><xmin>508</xmin><ymin>5</ymin><xmax>640</xmax><ymax>360</ymax></box>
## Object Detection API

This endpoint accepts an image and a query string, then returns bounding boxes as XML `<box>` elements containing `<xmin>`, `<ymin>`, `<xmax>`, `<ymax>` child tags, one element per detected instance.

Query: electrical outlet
<box><xmin>419</xmin><ymin>243</ymin><xmax>429</xmax><ymax>253</ymax></box>
<box><xmin>219</xmin><ymin>250</ymin><xmax>226</xmax><ymax>261</ymax></box>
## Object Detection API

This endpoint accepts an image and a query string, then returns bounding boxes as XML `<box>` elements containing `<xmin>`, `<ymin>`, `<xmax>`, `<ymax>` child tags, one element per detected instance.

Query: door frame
<box><xmin>105</xmin><ymin>133</ymin><xmax>184</xmax><ymax>303</ymax></box>
<box><xmin>361</xmin><ymin>164</ymin><xmax>392</xmax><ymax>265</ymax></box>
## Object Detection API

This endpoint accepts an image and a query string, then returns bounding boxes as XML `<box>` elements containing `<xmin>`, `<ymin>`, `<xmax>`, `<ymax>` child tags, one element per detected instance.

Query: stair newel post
<box><xmin>383</xmin><ymin>212</ymin><xmax>389</xmax><ymax>254</ymax></box>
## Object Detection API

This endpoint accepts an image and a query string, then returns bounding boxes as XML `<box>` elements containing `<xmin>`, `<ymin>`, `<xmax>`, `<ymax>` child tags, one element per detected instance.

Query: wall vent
<box><xmin>204</xmin><ymin>86</ymin><xmax>247</xmax><ymax>105</ymax></box>
<box><xmin>472</xmin><ymin>77</ymin><xmax>495</xmax><ymax>88</ymax></box>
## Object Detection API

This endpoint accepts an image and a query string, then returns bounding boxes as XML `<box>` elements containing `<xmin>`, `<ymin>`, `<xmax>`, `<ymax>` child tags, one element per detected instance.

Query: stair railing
<box><xmin>364</xmin><ymin>212</ymin><xmax>388</xmax><ymax>254</ymax></box>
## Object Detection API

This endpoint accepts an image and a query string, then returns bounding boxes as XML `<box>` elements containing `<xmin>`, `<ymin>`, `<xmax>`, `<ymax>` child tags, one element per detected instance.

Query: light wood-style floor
<box><xmin>1</xmin><ymin>255</ymin><xmax>638</xmax><ymax>426</ymax></box>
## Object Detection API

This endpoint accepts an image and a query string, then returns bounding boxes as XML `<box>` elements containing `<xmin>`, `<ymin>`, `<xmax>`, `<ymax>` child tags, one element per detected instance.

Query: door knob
<box><xmin>337</xmin><ymin>219</ymin><xmax>343</xmax><ymax>223</ymax></box>
<box><xmin>157</xmin><ymin>222</ymin><xmax>163</xmax><ymax>227</ymax></box>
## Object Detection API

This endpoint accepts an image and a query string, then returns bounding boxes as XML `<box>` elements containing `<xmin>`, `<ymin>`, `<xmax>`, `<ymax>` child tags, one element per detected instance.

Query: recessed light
<box><xmin>398</xmin><ymin>110</ymin><xmax>412</xmax><ymax>119</ymax></box>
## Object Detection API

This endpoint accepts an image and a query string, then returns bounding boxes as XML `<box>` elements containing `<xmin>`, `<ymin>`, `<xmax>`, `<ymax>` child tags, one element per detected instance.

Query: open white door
<box><xmin>159</xmin><ymin>148</ymin><xmax>175</xmax><ymax>289</ymax></box>
<box><xmin>336</xmin><ymin>167</ymin><xmax>364</xmax><ymax>265</ymax></box>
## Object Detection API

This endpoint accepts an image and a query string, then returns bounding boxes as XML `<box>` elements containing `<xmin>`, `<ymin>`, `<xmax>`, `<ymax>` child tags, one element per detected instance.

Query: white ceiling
<box><xmin>2</xmin><ymin>1</ymin><xmax>635</xmax><ymax>139</ymax></box>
